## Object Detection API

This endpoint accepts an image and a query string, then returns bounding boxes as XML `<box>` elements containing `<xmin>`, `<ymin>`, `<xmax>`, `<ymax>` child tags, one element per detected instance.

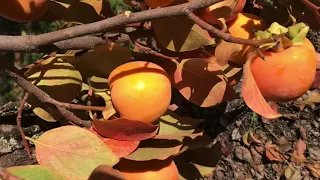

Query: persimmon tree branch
<box><xmin>0</xmin><ymin>0</ymin><xmax>223</xmax><ymax>52</ymax></box>
<box><xmin>0</xmin><ymin>167</ymin><xmax>23</xmax><ymax>180</ymax></box>
<box><xmin>299</xmin><ymin>0</ymin><xmax>320</xmax><ymax>23</ymax></box>
<box><xmin>3</xmin><ymin>66</ymin><xmax>91</xmax><ymax>128</ymax></box>
<box><xmin>186</xmin><ymin>10</ymin><xmax>281</xmax><ymax>47</ymax></box>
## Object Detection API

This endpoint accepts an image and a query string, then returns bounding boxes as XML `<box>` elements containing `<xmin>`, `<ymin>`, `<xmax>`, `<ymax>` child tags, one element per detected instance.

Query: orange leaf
<box><xmin>307</xmin><ymin>163</ymin><xmax>320</xmax><ymax>178</ymax></box>
<box><xmin>242</xmin><ymin>54</ymin><xmax>282</xmax><ymax>119</ymax></box>
<box><xmin>174</xmin><ymin>58</ymin><xmax>227</xmax><ymax>107</ymax></box>
<box><xmin>89</xmin><ymin>127</ymin><xmax>139</xmax><ymax>158</ymax></box>
<box><xmin>92</xmin><ymin>118</ymin><xmax>159</xmax><ymax>141</ymax></box>
<box><xmin>215</xmin><ymin>40</ymin><xmax>243</xmax><ymax>66</ymax></box>
<box><xmin>291</xmin><ymin>139</ymin><xmax>307</xmax><ymax>165</ymax></box>
<box><xmin>265</xmin><ymin>141</ymin><xmax>284</xmax><ymax>162</ymax></box>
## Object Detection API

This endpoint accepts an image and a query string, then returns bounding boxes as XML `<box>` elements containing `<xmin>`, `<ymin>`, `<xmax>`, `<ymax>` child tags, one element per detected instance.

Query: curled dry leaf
<box><xmin>7</xmin><ymin>165</ymin><xmax>66</xmax><ymax>180</ymax></box>
<box><xmin>291</xmin><ymin>139</ymin><xmax>307</xmax><ymax>165</ymax></box>
<box><xmin>124</xmin><ymin>139</ymin><xmax>183</xmax><ymax>161</ymax></box>
<box><xmin>89</xmin><ymin>126</ymin><xmax>139</xmax><ymax>158</ymax></box>
<box><xmin>234</xmin><ymin>146</ymin><xmax>253</xmax><ymax>163</ymax></box>
<box><xmin>92</xmin><ymin>118</ymin><xmax>159</xmax><ymax>141</ymax></box>
<box><xmin>214</xmin><ymin>40</ymin><xmax>243</xmax><ymax>66</ymax></box>
<box><xmin>307</xmin><ymin>163</ymin><xmax>320</xmax><ymax>178</ymax></box>
<box><xmin>88</xmin><ymin>165</ymin><xmax>126</xmax><ymax>180</ymax></box>
<box><xmin>242</xmin><ymin>54</ymin><xmax>282</xmax><ymax>119</ymax></box>
<box><xmin>265</xmin><ymin>141</ymin><xmax>284</xmax><ymax>162</ymax></box>
<box><xmin>26</xmin><ymin>126</ymin><xmax>119</xmax><ymax>180</ymax></box>
<box><xmin>284</xmin><ymin>164</ymin><xmax>302</xmax><ymax>180</ymax></box>
<box><xmin>174</xmin><ymin>58</ymin><xmax>228</xmax><ymax>107</ymax></box>
<box><xmin>243</xmin><ymin>131</ymin><xmax>262</xmax><ymax>146</ymax></box>
<box><xmin>152</xmin><ymin>15</ymin><xmax>215</xmax><ymax>52</ymax></box>
<box><xmin>25</xmin><ymin>56</ymin><xmax>83</xmax><ymax>122</ymax></box>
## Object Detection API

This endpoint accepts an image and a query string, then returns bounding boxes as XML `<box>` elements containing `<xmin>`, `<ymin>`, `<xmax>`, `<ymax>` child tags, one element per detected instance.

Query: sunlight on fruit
<box><xmin>108</xmin><ymin>61</ymin><xmax>172</xmax><ymax>124</ymax></box>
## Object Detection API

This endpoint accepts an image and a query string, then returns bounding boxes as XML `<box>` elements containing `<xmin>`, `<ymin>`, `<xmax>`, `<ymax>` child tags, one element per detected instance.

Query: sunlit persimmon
<box><xmin>227</xmin><ymin>13</ymin><xmax>268</xmax><ymax>64</ymax></box>
<box><xmin>250</xmin><ymin>38</ymin><xmax>317</xmax><ymax>102</ymax></box>
<box><xmin>0</xmin><ymin>0</ymin><xmax>49</xmax><ymax>22</ymax></box>
<box><xmin>108</xmin><ymin>61</ymin><xmax>172</xmax><ymax>124</ymax></box>
<box><xmin>115</xmin><ymin>158</ymin><xmax>179</xmax><ymax>180</ymax></box>
<box><xmin>196</xmin><ymin>0</ymin><xmax>246</xmax><ymax>25</ymax></box>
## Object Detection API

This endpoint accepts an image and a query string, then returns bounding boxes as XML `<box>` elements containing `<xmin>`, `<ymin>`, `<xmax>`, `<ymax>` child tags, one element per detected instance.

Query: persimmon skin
<box><xmin>108</xmin><ymin>61</ymin><xmax>172</xmax><ymax>124</ymax></box>
<box><xmin>227</xmin><ymin>13</ymin><xmax>268</xmax><ymax>64</ymax></box>
<box><xmin>250</xmin><ymin>38</ymin><xmax>317</xmax><ymax>102</ymax></box>
<box><xmin>0</xmin><ymin>0</ymin><xmax>49</xmax><ymax>22</ymax></box>
<box><xmin>116</xmin><ymin>158</ymin><xmax>179</xmax><ymax>180</ymax></box>
<box><xmin>196</xmin><ymin>0</ymin><xmax>246</xmax><ymax>25</ymax></box>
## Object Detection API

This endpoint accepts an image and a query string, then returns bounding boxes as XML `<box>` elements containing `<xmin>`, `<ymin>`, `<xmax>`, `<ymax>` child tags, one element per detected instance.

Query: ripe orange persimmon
<box><xmin>250</xmin><ymin>38</ymin><xmax>317</xmax><ymax>102</ymax></box>
<box><xmin>108</xmin><ymin>61</ymin><xmax>172</xmax><ymax>124</ymax></box>
<box><xmin>115</xmin><ymin>158</ymin><xmax>179</xmax><ymax>180</ymax></box>
<box><xmin>196</xmin><ymin>0</ymin><xmax>246</xmax><ymax>25</ymax></box>
<box><xmin>0</xmin><ymin>0</ymin><xmax>49</xmax><ymax>22</ymax></box>
<box><xmin>227</xmin><ymin>13</ymin><xmax>268</xmax><ymax>64</ymax></box>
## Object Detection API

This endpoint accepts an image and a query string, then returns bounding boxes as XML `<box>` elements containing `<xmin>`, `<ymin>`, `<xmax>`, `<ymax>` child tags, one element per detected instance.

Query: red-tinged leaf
<box><xmin>92</xmin><ymin>118</ymin><xmax>159</xmax><ymax>141</ymax></box>
<box><xmin>174</xmin><ymin>58</ymin><xmax>228</xmax><ymax>107</ymax></box>
<box><xmin>261</xmin><ymin>101</ymin><xmax>279</xmax><ymax>124</ymax></box>
<box><xmin>88</xmin><ymin>165</ymin><xmax>126</xmax><ymax>180</ymax></box>
<box><xmin>307</xmin><ymin>163</ymin><xmax>320</xmax><ymax>178</ymax></box>
<box><xmin>124</xmin><ymin>139</ymin><xmax>183</xmax><ymax>161</ymax></box>
<box><xmin>291</xmin><ymin>139</ymin><xmax>307</xmax><ymax>165</ymax></box>
<box><xmin>242</xmin><ymin>55</ymin><xmax>282</xmax><ymax>119</ymax></box>
<box><xmin>7</xmin><ymin>165</ymin><xmax>66</xmax><ymax>180</ymax></box>
<box><xmin>265</xmin><ymin>141</ymin><xmax>284</xmax><ymax>162</ymax></box>
<box><xmin>25</xmin><ymin>126</ymin><xmax>119</xmax><ymax>180</ymax></box>
<box><xmin>89</xmin><ymin>127</ymin><xmax>139</xmax><ymax>158</ymax></box>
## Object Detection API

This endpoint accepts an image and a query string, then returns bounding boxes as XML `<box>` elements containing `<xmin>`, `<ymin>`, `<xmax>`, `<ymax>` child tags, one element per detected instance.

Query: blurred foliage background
<box><xmin>0</xmin><ymin>17</ymin><xmax>63</xmax><ymax>105</ymax></box>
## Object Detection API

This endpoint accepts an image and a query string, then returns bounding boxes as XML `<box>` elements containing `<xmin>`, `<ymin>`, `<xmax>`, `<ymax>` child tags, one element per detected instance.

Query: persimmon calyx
<box><xmin>255</xmin><ymin>22</ymin><xmax>310</xmax><ymax>52</ymax></box>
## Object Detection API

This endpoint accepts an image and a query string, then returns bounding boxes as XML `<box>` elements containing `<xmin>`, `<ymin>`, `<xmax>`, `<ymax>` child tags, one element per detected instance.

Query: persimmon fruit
<box><xmin>250</xmin><ymin>38</ymin><xmax>317</xmax><ymax>102</ymax></box>
<box><xmin>196</xmin><ymin>0</ymin><xmax>246</xmax><ymax>25</ymax></box>
<box><xmin>115</xmin><ymin>158</ymin><xmax>179</xmax><ymax>180</ymax></box>
<box><xmin>227</xmin><ymin>13</ymin><xmax>268</xmax><ymax>64</ymax></box>
<box><xmin>0</xmin><ymin>0</ymin><xmax>49</xmax><ymax>22</ymax></box>
<box><xmin>108</xmin><ymin>61</ymin><xmax>172</xmax><ymax>124</ymax></box>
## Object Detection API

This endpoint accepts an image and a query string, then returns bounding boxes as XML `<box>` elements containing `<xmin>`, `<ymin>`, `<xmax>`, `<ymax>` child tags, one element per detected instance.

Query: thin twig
<box><xmin>0</xmin><ymin>167</ymin><xmax>23</xmax><ymax>180</ymax></box>
<box><xmin>186</xmin><ymin>10</ymin><xmax>282</xmax><ymax>47</ymax></box>
<box><xmin>299</xmin><ymin>0</ymin><xmax>320</xmax><ymax>23</ymax></box>
<box><xmin>134</xmin><ymin>42</ymin><xmax>179</xmax><ymax>61</ymax></box>
<box><xmin>16</xmin><ymin>92</ymin><xmax>32</xmax><ymax>159</ymax></box>
<box><xmin>4</xmin><ymin>66</ymin><xmax>91</xmax><ymax>128</ymax></box>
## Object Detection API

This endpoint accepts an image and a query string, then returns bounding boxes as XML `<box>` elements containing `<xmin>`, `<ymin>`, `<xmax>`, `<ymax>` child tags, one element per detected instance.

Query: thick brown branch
<box><xmin>299</xmin><ymin>0</ymin><xmax>320</xmax><ymax>23</ymax></box>
<box><xmin>0</xmin><ymin>0</ymin><xmax>222</xmax><ymax>52</ymax></box>
<box><xmin>186</xmin><ymin>10</ymin><xmax>280</xmax><ymax>47</ymax></box>
<box><xmin>4</xmin><ymin>66</ymin><xmax>91</xmax><ymax>128</ymax></box>
<box><xmin>0</xmin><ymin>167</ymin><xmax>23</xmax><ymax>180</ymax></box>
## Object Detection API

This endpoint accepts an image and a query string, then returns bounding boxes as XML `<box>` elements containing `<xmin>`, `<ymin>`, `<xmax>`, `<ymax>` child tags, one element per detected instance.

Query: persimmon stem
<box><xmin>16</xmin><ymin>92</ymin><xmax>32</xmax><ymax>159</ymax></box>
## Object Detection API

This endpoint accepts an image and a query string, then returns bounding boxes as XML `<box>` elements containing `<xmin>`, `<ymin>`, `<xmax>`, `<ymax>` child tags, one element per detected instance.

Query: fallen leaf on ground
<box><xmin>294</xmin><ymin>90</ymin><xmax>320</xmax><ymax>109</ymax></box>
<box><xmin>306</xmin><ymin>163</ymin><xmax>320</xmax><ymax>178</ymax></box>
<box><xmin>261</xmin><ymin>101</ymin><xmax>279</xmax><ymax>124</ymax></box>
<box><xmin>299</xmin><ymin>126</ymin><xmax>307</xmax><ymax>140</ymax></box>
<box><xmin>234</xmin><ymin>146</ymin><xmax>253</xmax><ymax>163</ymax></box>
<box><xmin>284</xmin><ymin>164</ymin><xmax>302</xmax><ymax>180</ymax></box>
<box><xmin>309</xmin><ymin>147</ymin><xmax>320</xmax><ymax>161</ymax></box>
<box><xmin>265</xmin><ymin>141</ymin><xmax>284</xmax><ymax>162</ymax></box>
<box><xmin>291</xmin><ymin>139</ymin><xmax>307</xmax><ymax>165</ymax></box>
<box><xmin>242</xmin><ymin>131</ymin><xmax>250</xmax><ymax>146</ymax></box>
<box><xmin>276</xmin><ymin>136</ymin><xmax>292</xmax><ymax>152</ymax></box>
<box><xmin>250</xmin><ymin>147</ymin><xmax>262</xmax><ymax>165</ymax></box>
<box><xmin>7</xmin><ymin>165</ymin><xmax>66</xmax><ymax>180</ymax></box>
<box><xmin>249</xmin><ymin>132</ymin><xmax>262</xmax><ymax>144</ymax></box>
<box><xmin>231</xmin><ymin>128</ymin><xmax>242</xmax><ymax>141</ymax></box>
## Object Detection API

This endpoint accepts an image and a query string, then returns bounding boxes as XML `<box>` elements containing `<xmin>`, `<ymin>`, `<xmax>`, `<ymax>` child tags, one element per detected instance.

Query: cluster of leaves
<box><xmin>1</xmin><ymin>0</ymin><xmax>319</xmax><ymax>179</ymax></box>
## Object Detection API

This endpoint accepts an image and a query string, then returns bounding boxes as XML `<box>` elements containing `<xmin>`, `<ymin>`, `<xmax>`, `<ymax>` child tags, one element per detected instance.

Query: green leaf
<box><xmin>26</xmin><ymin>126</ymin><xmax>119</xmax><ymax>180</ymax></box>
<box><xmin>109</xmin><ymin>0</ymin><xmax>132</xmax><ymax>15</ymax></box>
<box><xmin>7</xmin><ymin>165</ymin><xmax>66</xmax><ymax>180</ymax></box>
<box><xmin>288</xmin><ymin>22</ymin><xmax>310</xmax><ymax>45</ymax></box>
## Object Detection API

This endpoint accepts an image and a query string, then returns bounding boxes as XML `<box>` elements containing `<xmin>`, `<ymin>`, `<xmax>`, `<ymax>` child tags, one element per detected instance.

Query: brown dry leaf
<box><xmin>261</xmin><ymin>101</ymin><xmax>279</xmax><ymax>124</ymax></box>
<box><xmin>243</xmin><ymin>131</ymin><xmax>262</xmax><ymax>146</ymax></box>
<box><xmin>249</xmin><ymin>132</ymin><xmax>263</xmax><ymax>144</ymax></box>
<box><xmin>309</xmin><ymin>147</ymin><xmax>320</xmax><ymax>161</ymax></box>
<box><xmin>250</xmin><ymin>147</ymin><xmax>262</xmax><ymax>165</ymax></box>
<box><xmin>271</xmin><ymin>36</ymin><xmax>293</xmax><ymax>52</ymax></box>
<box><xmin>291</xmin><ymin>139</ymin><xmax>307</xmax><ymax>165</ymax></box>
<box><xmin>242</xmin><ymin>131</ymin><xmax>250</xmax><ymax>146</ymax></box>
<box><xmin>307</xmin><ymin>163</ymin><xmax>320</xmax><ymax>178</ymax></box>
<box><xmin>284</xmin><ymin>164</ymin><xmax>302</xmax><ymax>180</ymax></box>
<box><xmin>294</xmin><ymin>90</ymin><xmax>320</xmax><ymax>109</ymax></box>
<box><xmin>214</xmin><ymin>40</ymin><xmax>242</xmax><ymax>66</ymax></box>
<box><xmin>265</xmin><ymin>141</ymin><xmax>284</xmax><ymax>162</ymax></box>
<box><xmin>234</xmin><ymin>146</ymin><xmax>253</xmax><ymax>163</ymax></box>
